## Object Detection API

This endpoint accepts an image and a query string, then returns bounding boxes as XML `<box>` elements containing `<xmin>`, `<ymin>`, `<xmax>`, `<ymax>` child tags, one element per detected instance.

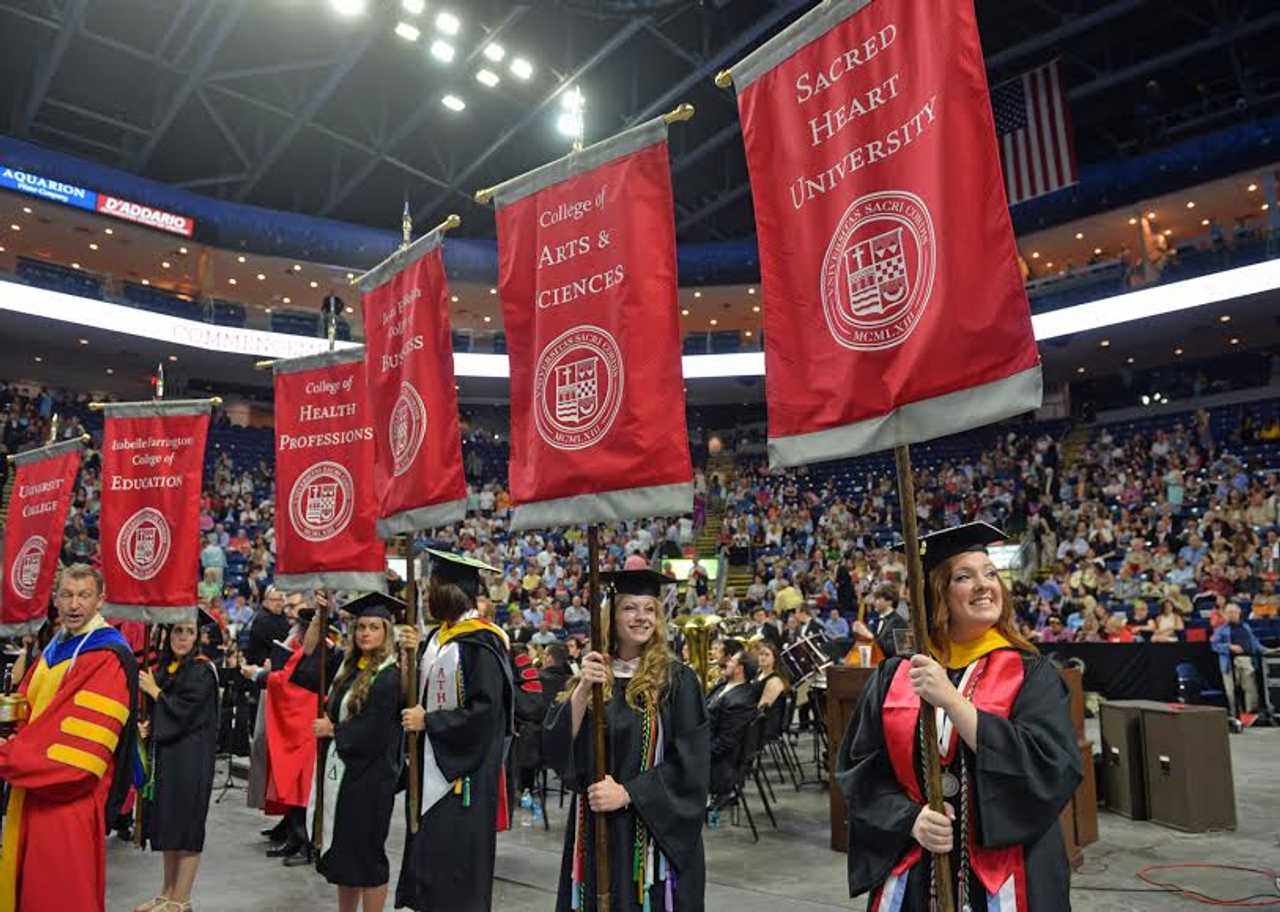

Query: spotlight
<box><xmin>22</xmin><ymin>206</ymin><xmax>32</xmax><ymax>214</ymax></box>
<box><xmin>489</xmin><ymin>288</ymin><xmax>497</xmax><ymax>295</ymax></box>
<box><xmin>90</xmin><ymin>243</ymin><xmax>99</xmax><ymax>250</ymax></box>
<box><xmin>476</xmin><ymin>69</ymin><xmax>499</xmax><ymax>88</ymax></box>
<box><xmin>282</xmin><ymin>296</ymin><xmax>291</xmax><ymax>304</ymax></box>
<box><xmin>395</xmin><ymin>22</ymin><xmax>420</xmax><ymax>41</ymax></box>
<box><xmin>752</xmin><ymin>305</ymin><xmax>760</xmax><ymax>313</ymax></box>
<box><xmin>510</xmin><ymin>57</ymin><xmax>533</xmax><ymax>80</ymax></box>
<box><xmin>1074</xmin><ymin>232</ymin><xmax>1084</xmax><ymax>240</ymax></box>
<box><xmin>1229</xmin><ymin>337</ymin><xmax>1240</xmax><ymax>345</ymax></box>
<box><xmin>1219</xmin><ymin>315</ymin><xmax>1231</xmax><ymax>323</ymax></box>
<box><xmin>1031</xmin><ymin>251</ymin><xmax>1040</xmax><ymax>259</ymax></box>
<box><xmin>709</xmin><ymin>318</ymin><xmax>718</xmax><ymax>326</ymax></box>
<box><xmin>1099</xmin><ymin>339</ymin><xmax>1110</xmax><ymax>347</ymax></box>
<box><xmin>483</xmin><ymin>43</ymin><xmax>505</xmax><ymax>63</ymax></box>
<box><xmin>228</xmin><ymin>278</ymin><xmax>237</xmax><ymax>285</ymax></box>
<box><xmin>168</xmin><ymin>355</ymin><xmax>178</xmax><ymax>362</ymax></box>
<box><xmin>1186</xmin><ymin>201</ymin><xmax>1195</xmax><ymax>209</ymax></box>
<box><xmin>747</xmin><ymin>287</ymin><xmax>755</xmax><ymax>294</ymax></box>
<box><xmin>1141</xmin><ymin>395</ymin><xmax>1150</xmax><ymax>405</ymax></box>
<box><xmin>330</xmin><ymin>0</ymin><xmax>367</xmax><ymax>16</ymax></box>
<box><xmin>162</xmin><ymin>261</ymin><xmax>171</xmax><ymax>268</ymax></box>
<box><xmin>71</xmin><ymin>262</ymin><xmax>80</xmax><ymax>269</ymax></box>
<box><xmin>681</xmin><ymin>308</ymin><xmax>690</xmax><ymax>316</ymax></box>
<box><xmin>104</xmin><ymin>227</ymin><xmax>113</xmax><ymax>234</ymax></box>
<box><xmin>483</xmin><ymin>315</ymin><xmax>491</xmax><ymax>323</ymax></box>
<box><xmin>309</xmin><ymin>280</ymin><xmax>319</xmax><ymax>288</ymax></box>
<box><xmin>179</xmin><ymin>246</ymin><xmax>188</xmax><ymax>254</ymax></box>
<box><xmin>450</xmin><ymin>295</ymin><xmax>459</xmax><ymax>303</ymax></box>
<box><xmin>1128</xmin><ymin>217</ymin><xmax>1137</xmax><ymax>225</ymax></box>
<box><xmin>237</xmin><ymin>255</ymin><xmax>246</xmax><ymax>263</ymax></box>
<box><xmin>434</xmin><ymin>11</ymin><xmax>460</xmax><ymax>34</ymax></box>
<box><xmin>557</xmin><ymin>112</ymin><xmax>582</xmax><ymax>137</ymax></box>
<box><xmin>693</xmin><ymin>291</ymin><xmax>702</xmax><ymax>298</ymax></box>
<box><xmin>401</xmin><ymin>0</ymin><xmax>425</xmax><ymax>12</ymax></box>
<box><xmin>441</xmin><ymin>94</ymin><xmax>465</xmax><ymax>111</ymax></box>
<box><xmin>430</xmin><ymin>39</ymin><xmax>455</xmax><ymax>63</ymax></box>
<box><xmin>257</xmin><ymin>273</ymin><xmax>266</xmax><ymax>281</ymax></box>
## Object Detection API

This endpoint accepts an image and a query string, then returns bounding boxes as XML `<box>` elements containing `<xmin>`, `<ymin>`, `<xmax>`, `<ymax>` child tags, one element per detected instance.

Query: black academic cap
<box><xmin>343</xmin><ymin>591</ymin><xmax>406</xmax><ymax>623</ymax></box>
<box><xmin>600</xmin><ymin>569</ymin><xmax>677</xmax><ymax>598</ymax></box>
<box><xmin>426</xmin><ymin>548</ymin><xmax>499</xmax><ymax>598</ymax></box>
<box><xmin>905</xmin><ymin>522</ymin><xmax>1007</xmax><ymax>579</ymax></box>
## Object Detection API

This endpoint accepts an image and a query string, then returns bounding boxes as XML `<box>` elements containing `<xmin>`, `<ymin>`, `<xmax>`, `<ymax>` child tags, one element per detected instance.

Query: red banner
<box><xmin>100</xmin><ymin>402</ymin><xmax>210</xmax><ymax>622</ymax></box>
<box><xmin>357</xmin><ymin>237</ymin><xmax>467</xmax><ymax>535</ymax></box>
<box><xmin>1</xmin><ymin>440</ymin><xmax>83</xmax><ymax>635</ymax></box>
<box><xmin>495</xmin><ymin>118</ymin><xmax>692</xmax><ymax>529</ymax></box>
<box><xmin>732</xmin><ymin>0</ymin><xmax>1041</xmax><ymax>467</ymax></box>
<box><xmin>273</xmin><ymin>349</ymin><xmax>386</xmax><ymax>592</ymax></box>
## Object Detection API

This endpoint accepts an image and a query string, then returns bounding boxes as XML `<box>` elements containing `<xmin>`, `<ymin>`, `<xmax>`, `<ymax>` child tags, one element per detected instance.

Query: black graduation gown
<box><xmin>395</xmin><ymin>629</ymin><xmax>513</xmax><ymax>912</ymax></box>
<box><xmin>836</xmin><ymin>653</ymin><xmax>1082</xmax><ymax>911</ymax></box>
<box><xmin>706</xmin><ymin>680</ymin><xmax>760</xmax><ymax>797</ymax></box>
<box><xmin>543</xmin><ymin>662</ymin><xmax>710</xmax><ymax>912</ymax></box>
<box><xmin>315</xmin><ymin>660</ymin><xmax>403</xmax><ymax>888</ymax></box>
<box><xmin>143</xmin><ymin>659</ymin><xmax>219</xmax><ymax>852</ymax></box>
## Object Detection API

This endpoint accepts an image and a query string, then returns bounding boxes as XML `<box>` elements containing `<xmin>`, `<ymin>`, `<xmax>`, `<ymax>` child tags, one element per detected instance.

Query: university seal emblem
<box><xmin>10</xmin><ymin>535</ymin><xmax>48</xmax><ymax>599</ymax></box>
<box><xmin>117</xmin><ymin>508</ymin><xmax>172</xmax><ymax>581</ymax></box>
<box><xmin>533</xmin><ymin>325</ymin><xmax>624</xmax><ymax>451</ymax></box>
<box><xmin>389</xmin><ymin>381</ymin><xmax>427</xmax><ymax>478</ymax></box>
<box><xmin>289</xmin><ymin>461</ymin><xmax>355</xmax><ymax>542</ymax></box>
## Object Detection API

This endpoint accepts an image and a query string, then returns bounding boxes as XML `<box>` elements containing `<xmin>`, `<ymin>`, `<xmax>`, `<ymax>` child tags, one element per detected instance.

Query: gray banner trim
<box><xmin>355</xmin><ymin>227</ymin><xmax>448</xmax><ymax>294</ymax></box>
<box><xmin>272</xmin><ymin>346</ymin><xmax>366</xmax><ymax>377</ymax></box>
<box><xmin>510</xmin><ymin>481</ymin><xmax>693</xmax><ymax>532</ymax></box>
<box><xmin>102</xmin><ymin>603</ymin><xmax>197</xmax><ymax>624</ymax></box>
<box><xmin>102</xmin><ymin>399</ymin><xmax>214</xmax><ymax>419</ymax></box>
<box><xmin>11</xmin><ymin>437</ymin><xmax>88</xmax><ymax>467</ymax></box>
<box><xmin>729</xmin><ymin>0</ymin><xmax>875</xmax><ymax>92</ymax></box>
<box><xmin>274</xmin><ymin>571</ymin><xmax>388</xmax><ymax>593</ymax></box>
<box><xmin>0</xmin><ymin>618</ymin><xmax>46</xmax><ymax>638</ymax></box>
<box><xmin>768</xmin><ymin>364</ymin><xmax>1043</xmax><ymax>468</ymax></box>
<box><xmin>493</xmin><ymin>117</ymin><xmax>668</xmax><ymax>210</ymax></box>
<box><xmin>377</xmin><ymin>497</ymin><xmax>468</xmax><ymax>538</ymax></box>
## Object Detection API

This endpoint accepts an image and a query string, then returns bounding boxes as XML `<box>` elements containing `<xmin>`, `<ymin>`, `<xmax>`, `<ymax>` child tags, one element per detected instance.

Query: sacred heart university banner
<box><xmin>728</xmin><ymin>0</ymin><xmax>1041</xmax><ymax>468</ymax></box>
<box><xmin>273</xmin><ymin>348</ymin><xmax>386</xmax><ymax>592</ymax></box>
<box><xmin>494</xmin><ymin>116</ymin><xmax>692</xmax><ymax>530</ymax></box>
<box><xmin>1</xmin><ymin>438</ymin><xmax>84</xmax><ymax>635</ymax></box>
<box><xmin>100</xmin><ymin>401</ymin><xmax>211</xmax><ymax>622</ymax></box>
<box><xmin>356</xmin><ymin>225</ymin><xmax>467</xmax><ymax>537</ymax></box>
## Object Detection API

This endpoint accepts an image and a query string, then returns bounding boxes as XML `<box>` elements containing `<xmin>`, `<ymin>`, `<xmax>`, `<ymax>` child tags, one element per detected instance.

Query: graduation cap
<box><xmin>343</xmin><ymin>591</ymin><xmax>406</xmax><ymax>623</ymax></box>
<box><xmin>905</xmin><ymin>522</ymin><xmax>1007</xmax><ymax>579</ymax></box>
<box><xmin>425</xmin><ymin>548</ymin><xmax>499</xmax><ymax>599</ymax></box>
<box><xmin>600</xmin><ymin>569</ymin><xmax>677</xmax><ymax>599</ymax></box>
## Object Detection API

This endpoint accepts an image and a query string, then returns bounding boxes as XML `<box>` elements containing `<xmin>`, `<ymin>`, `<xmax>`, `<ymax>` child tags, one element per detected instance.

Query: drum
<box><xmin>781</xmin><ymin>633</ymin><xmax>833</xmax><ymax>685</ymax></box>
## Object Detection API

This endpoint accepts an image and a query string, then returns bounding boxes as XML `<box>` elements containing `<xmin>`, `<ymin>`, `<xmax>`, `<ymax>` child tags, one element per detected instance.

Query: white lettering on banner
<box><xmin>536</xmin><ymin>264</ymin><xmax>625</xmax><ymax>309</ymax></box>
<box><xmin>538</xmin><ymin>196</ymin><xmax>596</xmax><ymax>227</ymax></box>
<box><xmin>278</xmin><ymin>427</ymin><xmax>375</xmax><ymax>451</ymax></box>
<box><xmin>793</xmin><ymin>24</ymin><xmax>897</xmax><ymax>103</ymax></box>
<box><xmin>381</xmin><ymin>334</ymin><xmax>424</xmax><ymax>372</ymax></box>
<box><xmin>300</xmin><ymin>403</ymin><xmax>357</xmax><ymax>422</ymax></box>
<box><xmin>109</xmin><ymin>436</ymin><xmax>195</xmax><ymax>451</ymax></box>
<box><xmin>17</xmin><ymin>478</ymin><xmax>64</xmax><ymax>498</ymax></box>
<box><xmin>379</xmin><ymin>287</ymin><xmax>422</xmax><ymax>328</ymax></box>
<box><xmin>538</xmin><ymin>236</ymin><xmax>592</xmax><ymax>267</ymax></box>
<box><xmin>807</xmin><ymin>73</ymin><xmax>903</xmax><ymax>147</ymax></box>
<box><xmin>20</xmin><ymin>501</ymin><xmax>58</xmax><ymax>518</ymax></box>
<box><xmin>109</xmin><ymin>475</ymin><xmax>184</xmax><ymax>490</ymax></box>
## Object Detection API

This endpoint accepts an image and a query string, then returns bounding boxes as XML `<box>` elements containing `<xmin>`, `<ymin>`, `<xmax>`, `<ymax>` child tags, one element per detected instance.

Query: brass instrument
<box><xmin>0</xmin><ymin>693</ymin><xmax>29</xmax><ymax>737</ymax></box>
<box><xmin>674</xmin><ymin>614</ymin><xmax>720</xmax><ymax>693</ymax></box>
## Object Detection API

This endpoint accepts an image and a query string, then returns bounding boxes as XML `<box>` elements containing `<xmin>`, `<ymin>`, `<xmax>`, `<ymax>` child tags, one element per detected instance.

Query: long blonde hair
<box><xmin>559</xmin><ymin>593</ymin><xmax>673</xmax><ymax>712</ymax></box>
<box><xmin>926</xmin><ymin>556</ymin><xmax>1037</xmax><ymax>664</ymax></box>
<box><xmin>329</xmin><ymin>617</ymin><xmax>396</xmax><ymax>717</ymax></box>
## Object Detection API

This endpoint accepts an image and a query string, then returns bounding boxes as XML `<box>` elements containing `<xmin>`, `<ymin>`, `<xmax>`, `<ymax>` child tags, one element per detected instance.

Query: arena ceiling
<box><xmin>2</xmin><ymin>0</ymin><xmax>1280</xmax><ymax>244</ymax></box>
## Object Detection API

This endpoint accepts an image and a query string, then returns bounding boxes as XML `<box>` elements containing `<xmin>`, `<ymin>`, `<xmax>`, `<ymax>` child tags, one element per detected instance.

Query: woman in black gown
<box><xmin>543</xmin><ymin>569</ymin><xmax>710</xmax><ymax>912</ymax></box>
<box><xmin>836</xmin><ymin>523</ymin><xmax>1082</xmax><ymax>912</ymax></box>
<box><xmin>308</xmin><ymin>593</ymin><xmax>404</xmax><ymax>912</ymax></box>
<box><xmin>133</xmin><ymin>615</ymin><xmax>219</xmax><ymax>912</ymax></box>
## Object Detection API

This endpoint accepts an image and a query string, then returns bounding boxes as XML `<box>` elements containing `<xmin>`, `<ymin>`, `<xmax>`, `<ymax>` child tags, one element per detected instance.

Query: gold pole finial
<box><xmin>401</xmin><ymin>199</ymin><xmax>412</xmax><ymax>250</ymax></box>
<box><xmin>663</xmin><ymin>103</ymin><xmax>696</xmax><ymax>124</ymax></box>
<box><xmin>714</xmin><ymin>69</ymin><xmax>733</xmax><ymax>89</ymax></box>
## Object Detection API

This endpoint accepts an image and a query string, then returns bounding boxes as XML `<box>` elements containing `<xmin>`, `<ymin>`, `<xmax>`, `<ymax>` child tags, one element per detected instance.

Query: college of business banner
<box><xmin>273</xmin><ymin>348</ymin><xmax>386</xmax><ymax>592</ymax></box>
<box><xmin>356</xmin><ymin>230</ymin><xmax>467</xmax><ymax>537</ymax></box>
<box><xmin>727</xmin><ymin>0</ymin><xmax>1041</xmax><ymax>467</ymax></box>
<box><xmin>0</xmin><ymin>439</ymin><xmax>84</xmax><ymax>636</ymax></box>
<box><xmin>493</xmin><ymin>117</ymin><xmax>693</xmax><ymax>530</ymax></box>
<box><xmin>100</xmin><ymin>401</ymin><xmax>211</xmax><ymax>622</ymax></box>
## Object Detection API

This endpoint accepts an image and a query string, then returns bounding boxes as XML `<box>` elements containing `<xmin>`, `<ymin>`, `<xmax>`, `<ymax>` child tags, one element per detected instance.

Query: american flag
<box><xmin>991</xmin><ymin>59</ymin><xmax>1077</xmax><ymax>205</ymax></box>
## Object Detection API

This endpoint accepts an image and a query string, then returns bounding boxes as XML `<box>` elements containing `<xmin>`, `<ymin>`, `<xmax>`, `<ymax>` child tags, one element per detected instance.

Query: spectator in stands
<box><xmin>1211</xmin><ymin>603</ymin><xmax>1265</xmax><ymax>719</ymax></box>
<box><xmin>1037</xmin><ymin>615</ymin><xmax>1073</xmax><ymax>643</ymax></box>
<box><xmin>1103</xmin><ymin>614</ymin><xmax>1135</xmax><ymax>643</ymax></box>
<box><xmin>1150</xmin><ymin>599</ymin><xmax>1185</xmax><ymax>641</ymax></box>
<box><xmin>824</xmin><ymin>607</ymin><xmax>850</xmax><ymax>640</ymax></box>
<box><xmin>200</xmin><ymin>533</ymin><xmax>226</xmax><ymax>585</ymax></box>
<box><xmin>197</xmin><ymin>568</ymin><xmax>222</xmax><ymax>605</ymax></box>
<box><xmin>530</xmin><ymin>620</ymin><xmax>558</xmax><ymax>648</ymax></box>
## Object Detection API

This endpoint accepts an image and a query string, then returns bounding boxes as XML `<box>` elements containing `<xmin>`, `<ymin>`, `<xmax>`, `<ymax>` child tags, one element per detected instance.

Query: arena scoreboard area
<box><xmin>0</xmin><ymin>161</ymin><xmax>195</xmax><ymax>237</ymax></box>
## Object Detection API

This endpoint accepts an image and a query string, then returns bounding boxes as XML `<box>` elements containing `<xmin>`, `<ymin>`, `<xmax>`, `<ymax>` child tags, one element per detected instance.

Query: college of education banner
<box><xmin>727</xmin><ymin>0</ymin><xmax>1041</xmax><ymax>468</ymax></box>
<box><xmin>0</xmin><ymin>439</ymin><xmax>84</xmax><ymax>635</ymax></box>
<box><xmin>100</xmin><ymin>401</ymin><xmax>211</xmax><ymax>622</ymax></box>
<box><xmin>273</xmin><ymin>348</ymin><xmax>386</xmax><ymax>592</ymax></box>
<box><xmin>356</xmin><ymin>229</ymin><xmax>467</xmax><ymax>537</ymax></box>
<box><xmin>493</xmin><ymin>117</ymin><xmax>693</xmax><ymax>530</ymax></box>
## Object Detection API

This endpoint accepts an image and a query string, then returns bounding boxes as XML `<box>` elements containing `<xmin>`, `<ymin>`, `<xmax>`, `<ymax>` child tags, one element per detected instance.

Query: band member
<box><xmin>837</xmin><ymin>523</ymin><xmax>1082</xmax><ymax>911</ymax></box>
<box><xmin>134</xmin><ymin>611</ymin><xmax>220</xmax><ymax>912</ymax></box>
<box><xmin>706</xmin><ymin>649</ymin><xmax>759</xmax><ymax>801</ymax></box>
<box><xmin>752</xmin><ymin>640</ymin><xmax>790</xmax><ymax>710</ymax></box>
<box><xmin>0</xmin><ymin>564</ymin><xmax>138</xmax><ymax>912</ymax></box>
<box><xmin>852</xmin><ymin>585</ymin><xmax>910</xmax><ymax>660</ymax></box>
<box><xmin>299</xmin><ymin>592</ymin><xmax>404</xmax><ymax>912</ymax></box>
<box><xmin>396</xmin><ymin>551</ymin><xmax>514</xmax><ymax>912</ymax></box>
<box><xmin>543</xmin><ymin>569</ymin><xmax>709</xmax><ymax>911</ymax></box>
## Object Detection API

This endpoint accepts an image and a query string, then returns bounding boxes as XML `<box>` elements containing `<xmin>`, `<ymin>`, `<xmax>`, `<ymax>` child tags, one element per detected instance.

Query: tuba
<box><xmin>674</xmin><ymin>614</ymin><xmax>721</xmax><ymax>693</ymax></box>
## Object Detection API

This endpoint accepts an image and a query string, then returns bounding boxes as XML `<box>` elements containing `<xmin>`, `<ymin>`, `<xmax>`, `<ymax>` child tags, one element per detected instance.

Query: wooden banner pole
<box><xmin>312</xmin><ymin>590</ymin><xmax>330</xmax><ymax>864</ymax></box>
<box><xmin>586</xmin><ymin>524</ymin><xmax>610</xmax><ymax>912</ymax></box>
<box><xmin>402</xmin><ymin>539</ymin><xmax>422</xmax><ymax>834</ymax></box>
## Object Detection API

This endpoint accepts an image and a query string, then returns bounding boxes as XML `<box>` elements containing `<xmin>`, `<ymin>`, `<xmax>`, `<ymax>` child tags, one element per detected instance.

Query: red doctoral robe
<box><xmin>264</xmin><ymin>637</ymin><xmax>317</xmax><ymax>811</ymax></box>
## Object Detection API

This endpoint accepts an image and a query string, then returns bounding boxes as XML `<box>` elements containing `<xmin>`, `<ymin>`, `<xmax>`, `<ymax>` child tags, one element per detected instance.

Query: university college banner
<box><xmin>1</xmin><ymin>439</ymin><xmax>83</xmax><ymax>635</ymax></box>
<box><xmin>273</xmin><ymin>348</ymin><xmax>386</xmax><ymax>592</ymax></box>
<box><xmin>356</xmin><ymin>227</ymin><xmax>467</xmax><ymax>537</ymax></box>
<box><xmin>729</xmin><ymin>0</ymin><xmax>1041</xmax><ymax>468</ymax></box>
<box><xmin>493</xmin><ymin>117</ymin><xmax>693</xmax><ymax>530</ymax></box>
<box><xmin>100</xmin><ymin>401</ymin><xmax>211</xmax><ymax>622</ymax></box>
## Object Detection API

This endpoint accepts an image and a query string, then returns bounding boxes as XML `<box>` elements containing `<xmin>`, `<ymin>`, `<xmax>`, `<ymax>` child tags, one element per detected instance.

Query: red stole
<box><xmin>881</xmin><ymin>649</ymin><xmax>1026</xmax><ymax>897</ymax></box>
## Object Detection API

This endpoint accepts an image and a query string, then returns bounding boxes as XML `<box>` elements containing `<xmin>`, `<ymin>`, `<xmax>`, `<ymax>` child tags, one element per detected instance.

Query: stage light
<box><xmin>1248</xmin><ymin>183</ymin><xmax>1258</xmax><ymax>192</ymax></box>
<box><xmin>484</xmin><ymin>43</ymin><xmax>505</xmax><ymax>62</ymax></box>
<box><xmin>1230</xmin><ymin>337</ymin><xmax>1240</xmax><ymax>345</ymax></box>
<box><xmin>106</xmin><ymin>368</ymin><xmax>114</xmax><ymax>375</ymax></box>
<box><xmin>1128</xmin><ymin>217</ymin><xmax>1137</xmax><ymax>225</ymax></box>
<box><xmin>1220</xmin><ymin>314</ymin><xmax>1231</xmax><ymax>322</ymax></box>
<box><xmin>395</xmin><ymin>21</ymin><xmax>420</xmax><ymax>41</ymax></box>
<box><xmin>141</xmin><ymin>279</ymin><xmax>149</xmax><ymax>285</ymax></box>
<box><xmin>264</xmin><ymin>307</ymin><xmax>273</xmax><ymax>313</ymax></box>
<box><xmin>78</xmin><ymin>338</ymin><xmax>88</xmax><ymax>345</ymax></box>
<box><xmin>744</xmin><ymin>330</ymin><xmax>753</xmax><ymax>337</ymax></box>
<box><xmin>747</xmin><ymin>287</ymin><xmax>756</xmax><ymax>294</ymax></box>
<box><xmin>89</xmin><ymin>242</ymin><xmax>99</xmax><ymax>250</ymax></box>
<box><xmin>489</xmin><ymin>288</ymin><xmax>497</xmax><ymax>295</ymax></box>
<box><xmin>752</xmin><ymin>305</ymin><xmax>760</xmax><ymax>312</ymax></box>
<box><xmin>476</xmin><ymin>69</ymin><xmax>499</xmax><ymax>88</ymax></box>
<box><xmin>1141</xmin><ymin>395</ymin><xmax>1150</xmax><ymax>405</ymax></box>
<box><xmin>9</xmin><ymin>224</ymin><xmax>19</xmax><ymax>231</ymax></box>
<box><xmin>441</xmin><ymin>94</ymin><xmax>465</xmax><ymax>111</ymax></box>
<box><xmin>557</xmin><ymin>112</ymin><xmax>582</xmax><ymax>138</ymax></box>
<box><xmin>257</xmin><ymin>273</ymin><xmax>266</xmax><ymax>281</ymax></box>
<box><xmin>1093</xmin><ymin>248</ymin><xmax>1102</xmax><ymax>255</ymax></box>
<box><xmin>237</xmin><ymin>255</ymin><xmax>246</xmax><ymax>263</ymax></box>
<box><xmin>450</xmin><ymin>294</ymin><xmax>459</xmax><ymax>302</ymax></box>
<box><xmin>709</xmin><ymin>318</ymin><xmax>718</xmax><ymax>326</ymax></box>
<box><xmin>228</xmin><ymin>278</ymin><xmax>237</xmax><ymax>285</ymax></box>
<box><xmin>162</xmin><ymin>261</ymin><xmax>170</xmax><ymax>268</ymax></box>
<box><xmin>430</xmin><ymin>39</ymin><xmax>455</xmax><ymax>63</ymax></box>
<box><xmin>1146</xmin><ymin>211</ymin><xmax>1155</xmax><ymax>220</ymax></box>
<box><xmin>1263</xmin><ymin>204</ymin><xmax>1271</xmax><ymax>212</ymax></box>
<box><xmin>681</xmin><ymin>308</ymin><xmax>689</xmax><ymax>316</ymax></box>
<box><xmin>21</xmin><ymin>206</ymin><xmax>31</xmax><ymax>214</ymax></box>
<box><xmin>330</xmin><ymin>0</ymin><xmax>367</xmax><ymax>16</ymax></box>
<box><xmin>1201</xmin><ymin>219</ymin><xmax>1210</xmax><ymax>226</ymax></box>
<box><xmin>292</xmin><ymin>264</ymin><xmax>302</xmax><ymax>272</ymax></box>
<box><xmin>1031</xmin><ymin>251</ymin><xmax>1040</xmax><ymax>259</ymax></box>
<box><xmin>1074</xmin><ymin>232</ymin><xmax>1083</xmax><ymax>240</ymax></box>
<box><xmin>483</xmin><ymin>315</ymin><xmax>491</xmax><ymax>322</ymax></box>
<box><xmin>435</xmin><ymin>11</ymin><xmax>459</xmax><ymax>34</ymax></box>
<box><xmin>104</xmin><ymin>227</ymin><xmax>113</xmax><ymax>234</ymax></box>
<box><xmin>309</xmin><ymin>280</ymin><xmax>319</xmax><ymax>288</ymax></box>
<box><xmin>71</xmin><ymin>263</ymin><xmax>80</xmax><ymax>270</ymax></box>
<box><xmin>1099</xmin><ymin>339</ymin><xmax>1110</xmax><ymax>347</ymax></box>
<box><xmin>345</xmin><ymin>306</ymin><xmax>354</xmax><ymax>314</ymax></box>
<box><xmin>1173</xmin><ymin>347</ymin><xmax>1183</xmax><ymax>355</ymax></box>
<box><xmin>179</xmin><ymin>246</ymin><xmax>188</xmax><ymax>254</ymax></box>
<box><xmin>1076</xmin><ymin>366</ymin><xmax>1085</xmax><ymax>374</ymax></box>
<box><xmin>34</xmin><ymin>356</ymin><xmax>42</xmax><ymax>363</ymax></box>
<box><xmin>1186</xmin><ymin>201</ymin><xmax>1195</xmax><ymax>209</ymax></box>
<box><xmin>346</xmin><ymin>272</ymin><xmax>354</xmax><ymax>280</ymax></box>
<box><xmin>168</xmin><ymin>355</ymin><xmax>178</xmax><ymax>362</ymax></box>
<box><xmin>401</xmin><ymin>0</ymin><xmax>425</xmax><ymax>12</ymax></box>
<box><xmin>282</xmin><ymin>297</ymin><xmax>291</xmax><ymax>304</ymax></box>
<box><xmin>1126</xmin><ymin>356</ymin><xmax>1135</xmax><ymax>364</ymax></box>
<box><xmin>510</xmin><ymin>57</ymin><xmax>533</xmax><ymax>80</ymax></box>
<box><xmin>693</xmin><ymin>291</ymin><xmax>702</xmax><ymax>298</ymax></box>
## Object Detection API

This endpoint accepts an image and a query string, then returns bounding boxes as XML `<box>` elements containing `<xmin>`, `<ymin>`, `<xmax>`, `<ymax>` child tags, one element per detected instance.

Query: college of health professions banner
<box><xmin>100</xmin><ymin>401</ymin><xmax>211</xmax><ymax>622</ymax></box>
<box><xmin>494</xmin><ymin>117</ymin><xmax>693</xmax><ymax>530</ymax></box>
<box><xmin>729</xmin><ymin>0</ymin><xmax>1042</xmax><ymax>468</ymax></box>
<box><xmin>355</xmin><ymin>228</ymin><xmax>467</xmax><ymax>537</ymax></box>
<box><xmin>273</xmin><ymin>348</ymin><xmax>386</xmax><ymax>592</ymax></box>
<box><xmin>0</xmin><ymin>439</ymin><xmax>84</xmax><ymax>636</ymax></box>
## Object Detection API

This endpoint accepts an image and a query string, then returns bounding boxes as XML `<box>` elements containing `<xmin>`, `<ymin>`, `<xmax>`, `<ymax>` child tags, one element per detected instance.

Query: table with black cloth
<box><xmin>1040</xmin><ymin>642</ymin><xmax>1219</xmax><ymax>702</ymax></box>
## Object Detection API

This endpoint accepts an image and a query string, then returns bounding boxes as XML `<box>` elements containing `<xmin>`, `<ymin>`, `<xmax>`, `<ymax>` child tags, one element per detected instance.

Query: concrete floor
<box><xmin>105</xmin><ymin>724</ymin><xmax>1280</xmax><ymax>911</ymax></box>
